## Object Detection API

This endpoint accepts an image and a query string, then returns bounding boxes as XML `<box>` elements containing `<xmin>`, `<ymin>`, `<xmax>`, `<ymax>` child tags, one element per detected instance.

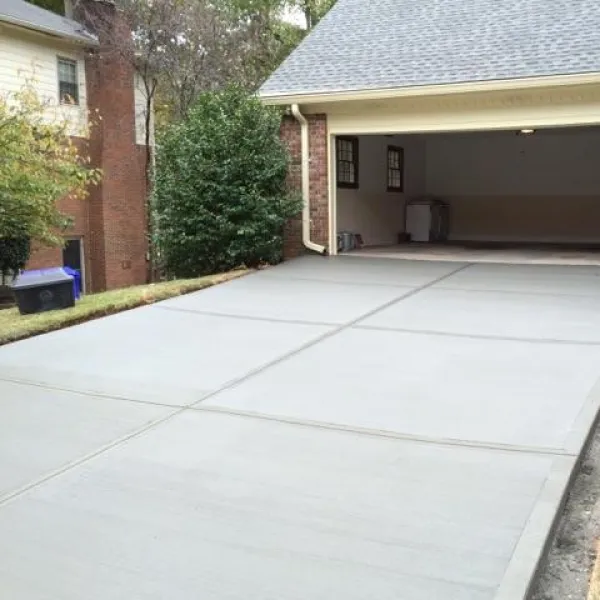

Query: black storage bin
<box><xmin>11</xmin><ymin>269</ymin><xmax>75</xmax><ymax>315</ymax></box>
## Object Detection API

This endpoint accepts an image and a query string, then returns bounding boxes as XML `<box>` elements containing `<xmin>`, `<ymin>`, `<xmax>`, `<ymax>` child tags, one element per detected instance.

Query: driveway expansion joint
<box><xmin>193</xmin><ymin>262</ymin><xmax>473</xmax><ymax>407</ymax></box>
<box><xmin>0</xmin><ymin>375</ymin><xmax>191</xmax><ymax>410</ymax></box>
<box><xmin>153</xmin><ymin>304</ymin><xmax>340</xmax><ymax>328</ymax></box>
<box><xmin>0</xmin><ymin>405</ymin><xmax>185</xmax><ymax>508</ymax></box>
<box><xmin>353</xmin><ymin>324</ymin><xmax>600</xmax><ymax>346</ymax></box>
<box><xmin>435</xmin><ymin>285</ymin><xmax>600</xmax><ymax>299</ymax></box>
<box><xmin>258</xmin><ymin>273</ymin><xmax>421</xmax><ymax>289</ymax></box>
<box><xmin>191</xmin><ymin>404</ymin><xmax>575</xmax><ymax>458</ymax></box>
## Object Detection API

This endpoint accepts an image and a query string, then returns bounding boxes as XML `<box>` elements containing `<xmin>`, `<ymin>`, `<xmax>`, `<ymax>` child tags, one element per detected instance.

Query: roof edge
<box><xmin>0</xmin><ymin>13</ymin><xmax>98</xmax><ymax>46</ymax></box>
<box><xmin>260</xmin><ymin>72</ymin><xmax>600</xmax><ymax>105</ymax></box>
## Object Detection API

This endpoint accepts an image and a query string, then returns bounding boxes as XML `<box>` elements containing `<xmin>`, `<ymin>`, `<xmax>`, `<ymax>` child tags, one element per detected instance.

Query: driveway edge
<box><xmin>496</xmin><ymin>379</ymin><xmax>600</xmax><ymax>599</ymax></box>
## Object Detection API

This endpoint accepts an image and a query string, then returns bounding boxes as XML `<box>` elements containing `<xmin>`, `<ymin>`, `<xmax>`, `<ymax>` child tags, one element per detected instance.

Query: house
<box><xmin>0</xmin><ymin>0</ymin><xmax>150</xmax><ymax>292</ymax></box>
<box><xmin>260</xmin><ymin>0</ymin><xmax>600</xmax><ymax>261</ymax></box>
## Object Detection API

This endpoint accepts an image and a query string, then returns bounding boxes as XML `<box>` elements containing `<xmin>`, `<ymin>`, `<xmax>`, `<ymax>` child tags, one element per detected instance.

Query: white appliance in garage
<box><xmin>405</xmin><ymin>197</ymin><xmax>450</xmax><ymax>242</ymax></box>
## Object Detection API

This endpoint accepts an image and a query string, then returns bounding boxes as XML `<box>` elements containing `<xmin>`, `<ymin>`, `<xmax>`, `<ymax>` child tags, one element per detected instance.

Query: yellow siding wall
<box><xmin>425</xmin><ymin>128</ymin><xmax>600</xmax><ymax>243</ymax></box>
<box><xmin>336</xmin><ymin>135</ymin><xmax>426</xmax><ymax>245</ymax></box>
<box><xmin>0</xmin><ymin>24</ymin><xmax>87</xmax><ymax>135</ymax></box>
<box><xmin>304</xmin><ymin>84</ymin><xmax>600</xmax><ymax>135</ymax></box>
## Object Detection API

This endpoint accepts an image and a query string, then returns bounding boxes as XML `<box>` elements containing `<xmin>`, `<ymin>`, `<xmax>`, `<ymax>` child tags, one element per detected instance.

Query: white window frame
<box><xmin>57</xmin><ymin>56</ymin><xmax>80</xmax><ymax>105</ymax></box>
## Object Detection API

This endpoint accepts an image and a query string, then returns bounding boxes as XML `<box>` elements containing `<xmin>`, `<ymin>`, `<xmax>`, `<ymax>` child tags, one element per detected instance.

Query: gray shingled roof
<box><xmin>260</xmin><ymin>0</ymin><xmax>600</xmax><ymax>98</ymax></box>
<box><xmin>0</xmin><ymin>0</ymin><xmax>97</xmax><ymax>45</ymax></box>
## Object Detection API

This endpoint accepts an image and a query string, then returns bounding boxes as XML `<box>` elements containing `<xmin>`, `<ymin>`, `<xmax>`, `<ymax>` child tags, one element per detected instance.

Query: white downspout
<box><xmin>291</xmin><ymin>104</ymin><xmax>327</xmax><ymax>255</ymax></box>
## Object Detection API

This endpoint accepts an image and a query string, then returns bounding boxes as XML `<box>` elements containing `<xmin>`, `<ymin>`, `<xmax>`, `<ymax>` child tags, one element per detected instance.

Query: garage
<box><xmin>259</xmin><ymin>0</ymin><xmax>600</xmax><ymax>264</ymax></box>
<box><xmin>333</xmin><ymin>125</ymin><xmax>600</xmax><ymax>264</ymax></box>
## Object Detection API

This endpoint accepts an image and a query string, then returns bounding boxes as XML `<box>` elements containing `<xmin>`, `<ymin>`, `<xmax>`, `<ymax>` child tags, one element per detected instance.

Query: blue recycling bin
<box><xmin>62</xmin><ymin>267</ymin><xmax>82</xmax><ymax>299</ymax></box>
<box><xmin>17</xmin><ymin>267</ymin><xmax>81</xmax><ymax>300</ymax></box>
<box><xmin>11</xmin><ymin>268</ymin><xmax>76</xmax><ymax>315</ymax></box>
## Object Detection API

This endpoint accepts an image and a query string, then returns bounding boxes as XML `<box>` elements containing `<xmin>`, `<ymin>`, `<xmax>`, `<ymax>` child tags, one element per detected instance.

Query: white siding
<box><xmin>134</xmin><ymin>72</ymin><xmax>153</xmax><ymax>146</ymax></box>
<box><xmin>0</xmin><ymin>24</ymin><xmax>87</xmax><ymax>135</ymax></box>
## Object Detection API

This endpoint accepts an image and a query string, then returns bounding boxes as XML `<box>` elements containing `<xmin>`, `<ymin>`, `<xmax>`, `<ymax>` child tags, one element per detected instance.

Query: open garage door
<box><xmin>334</xmin><ymin>126</ymin><xmax>600</xmax><ymax>261</ymax></box>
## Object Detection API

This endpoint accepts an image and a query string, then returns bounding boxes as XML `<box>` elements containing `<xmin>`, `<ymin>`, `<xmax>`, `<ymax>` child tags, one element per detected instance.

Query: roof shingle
<box><xmin>260</xmin><ymin>0</ymin><xmax>600</xmax><ymax>98</ymax></box>
<box><xmin>0</xmin><ymin>0</ymin><xmax>97</xmax><ymax>45</ymax></box>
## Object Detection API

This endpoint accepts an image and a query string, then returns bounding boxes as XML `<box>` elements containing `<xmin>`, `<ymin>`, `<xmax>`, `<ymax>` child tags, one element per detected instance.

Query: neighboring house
<box><xmin>0</xmin><ymin>0</ymin><xmax>151</xmax><ymax>292</ymax></box>
<box><xmin>260</xmin><ymin>0</ymin><xmax>600</xmax><ymax>258</ymax></box>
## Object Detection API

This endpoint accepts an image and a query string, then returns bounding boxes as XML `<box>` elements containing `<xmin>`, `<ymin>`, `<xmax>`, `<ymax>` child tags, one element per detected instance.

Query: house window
<box><xmin>58</xmin><ymin>58</ymin><xmax>79</xmax><ymax>105</ymax></box>
<box><xmin>387</xmin><ymin>146</ymin><xmax>404</xmax><ymax>191</ymax></box>
<box><xmin>337</xmin><ymin>137</ymin><xmax>359</xmax><ymax>188</ymax></box>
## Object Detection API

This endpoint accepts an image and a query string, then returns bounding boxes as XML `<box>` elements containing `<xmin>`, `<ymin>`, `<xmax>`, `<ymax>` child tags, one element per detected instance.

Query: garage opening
<box><xmin>334</xmin><ymin>127</ymin><xmax>600</xmax><ymax>264</ymax></box>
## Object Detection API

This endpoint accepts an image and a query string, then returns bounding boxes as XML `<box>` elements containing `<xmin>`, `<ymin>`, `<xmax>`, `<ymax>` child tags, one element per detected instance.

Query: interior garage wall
<box><xmin>425</xmin><ymin>128</ymin><xmax>600</xmax><ymax>242</ymax></box>
<box><xmin>337</xmin><ymin>135</ymin><xmax>426</xmax><ymax>246</ymax></box>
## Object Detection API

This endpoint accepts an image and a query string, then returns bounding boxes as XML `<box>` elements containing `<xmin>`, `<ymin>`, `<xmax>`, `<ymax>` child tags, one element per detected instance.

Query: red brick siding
<box><xmin>25</xmin><ymin>1</ymin><xmax>148</xmax><ymax>293</ymax></box>
<box><xmin>27</xmin><ymin>192</ymin><xmax>91</xmax><ymax>291</ymax></box>
<box><xmin>80</xmin><ymin>7</ymin><xmax>148</xmax><ymax>292</ymax></box>
<box><xmin>280</xmin><ymin>114</ymin><xmax>329</xmax><ymax>258</ymax></box>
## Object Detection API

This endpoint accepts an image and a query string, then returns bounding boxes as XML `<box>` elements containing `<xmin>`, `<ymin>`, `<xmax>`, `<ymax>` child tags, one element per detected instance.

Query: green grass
<box><xmin>0</xmin><ymin>270</ymin><xmax>248</xmax><ymax>346</ymax></box>
<box><xmin>589</xmin><ymin>541</ymin><xmax>600</xmax><ymax>600</ymax></box>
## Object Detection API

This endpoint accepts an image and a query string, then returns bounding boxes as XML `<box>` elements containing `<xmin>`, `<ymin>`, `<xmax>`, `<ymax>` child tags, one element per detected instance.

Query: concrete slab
<box><xmin>1</xmin><ymin>258</ymin><xmax>598</xmax><ymax>600</ymax></box>
<box><xmin>436</xmin><ymin>263</ymin><xmax>600</xmax><ymax>296</ymax></box>
<box><xmin>0</xmin><ymin>410</ymin><xmax>564</xmax><ymax>600</ymax></box>
<box><xmin>360</xmin><ymin>287</ymin><xmax>600</xmax><ymax>343</ymax></box>
<box><xmin>0</xmin><ymin>306</ymin><xmax>331</xmax><ymax>406</ymax></box>
<box><xmin>160</xmin><ymin>274</ymin><xmax>411</xmax><ymax>324</ymax></box>
<box><xmin>261</xmin><ymin>255</ymin><xmax>465</xmax><ymax>287</ymax></box>
<box><xmin>0</xmin><ymin>380</ymin><xmax>172</xmax><ymax>499</ymax></box>
<box><xmin>204</xmin><ymin>327</ymin><xmax>600</xmax><ymax>452</ymax></box>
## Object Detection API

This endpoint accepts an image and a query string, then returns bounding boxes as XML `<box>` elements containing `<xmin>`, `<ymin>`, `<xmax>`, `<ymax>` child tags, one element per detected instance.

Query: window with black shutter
<box><xmin>336</xmin><ymin>137</ymin><xmax>359</xmax><ymax>189</ymax></box>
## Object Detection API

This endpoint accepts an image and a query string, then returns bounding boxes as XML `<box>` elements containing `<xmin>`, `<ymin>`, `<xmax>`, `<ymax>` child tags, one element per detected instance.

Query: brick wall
<box><xmin>27</xmin><ymin>136</ymin><xmax>95</xmax><ymax>291</ymax></box>
<box><xmin>26</xmin><ymin>0</ymin><xmax>148</xmax><ymax>293</ymax></box>
<box><xmin>27</xmin><ymin>182</ymin><xmax>91</xmax><ymax>291</ymax></box>
<box><xmin>79</xmin><ymin>0</ymin><xmax>148</xmax><ymax>291</ymax></box>
<box><xmin>280</xmin><ymin>113</ymin><xmax>329</xmax><ymax>258</ymax></box>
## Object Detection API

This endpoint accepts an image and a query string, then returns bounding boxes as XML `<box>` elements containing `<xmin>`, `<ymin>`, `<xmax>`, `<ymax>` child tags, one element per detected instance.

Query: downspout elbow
<box><xmin>291</xmin><ymin>104</ymin><xmax>327</xmax><ymax>256</ymax></box>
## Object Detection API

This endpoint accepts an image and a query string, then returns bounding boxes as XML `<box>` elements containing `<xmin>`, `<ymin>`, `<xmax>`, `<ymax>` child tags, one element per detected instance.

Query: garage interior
<box><xmin>335</xmin><ymin>126</ymin><xmax>600</xmax><ymax>264</ymax></box>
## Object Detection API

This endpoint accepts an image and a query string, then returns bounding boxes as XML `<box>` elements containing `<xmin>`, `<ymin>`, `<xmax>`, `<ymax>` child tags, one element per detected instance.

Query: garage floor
<box><xmin>1</xmin><ymin>257</ymin><xmax>600</xmax><ymax>600</ymax></box>
<box><xmin>351</xmin><ymin>243</ymin><xmax>600</xmax><ymax>266</ymax></box>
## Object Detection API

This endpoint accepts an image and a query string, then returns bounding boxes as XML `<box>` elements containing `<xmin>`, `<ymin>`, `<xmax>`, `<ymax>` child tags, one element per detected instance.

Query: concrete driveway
<box><xmin>2</xmin><ymin>256</ymin><xmax>600</xmax><ymax>600</ymax></box>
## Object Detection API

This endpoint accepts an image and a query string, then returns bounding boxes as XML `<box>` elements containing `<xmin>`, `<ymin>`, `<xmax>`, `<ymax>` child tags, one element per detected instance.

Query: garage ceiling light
<box><xmin>518</xmin><ymin>129</ymin><xmax>536</xmax><ymax>135</ymax></box>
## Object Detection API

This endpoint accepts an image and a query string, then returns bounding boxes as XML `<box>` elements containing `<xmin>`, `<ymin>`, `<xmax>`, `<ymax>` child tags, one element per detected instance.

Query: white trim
<box><xmin>327</xmin><ymin>133</ymin><xmax>337</xmax><ymax>255</ymax></box>
<box><xmin>263</xmin><ymin>73</ymin><xmax>600</xmax><ymax>105</ymax></box>
<box><xmin>56</xmin><ymin>55</ymin><xmax>80</xmax><ymax>106</ymax></box>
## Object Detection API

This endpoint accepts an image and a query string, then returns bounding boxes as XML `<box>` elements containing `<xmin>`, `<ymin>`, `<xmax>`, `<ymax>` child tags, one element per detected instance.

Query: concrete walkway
<box><xmin>1</xmin><ymin>257</ymin><xmax>600</xmax><ymax>599</ymax></box>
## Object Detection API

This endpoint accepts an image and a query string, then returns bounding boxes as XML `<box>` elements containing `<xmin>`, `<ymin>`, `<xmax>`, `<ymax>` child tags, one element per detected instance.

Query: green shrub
<box><xmin>0</xmin><ymin>237</ymin><xmax>30</xmax><ymax>282</ymax></box>
<box><xmin>153</xmin><ymin>87</ymin><xmax>301</xmax><ymax>277</ymax></box>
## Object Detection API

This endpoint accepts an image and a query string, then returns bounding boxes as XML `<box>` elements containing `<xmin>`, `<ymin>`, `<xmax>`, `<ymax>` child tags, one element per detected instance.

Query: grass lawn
<box><xmin>590</xmin><ymin>542</ymin><xmax>600</xmax><ymax>600</ymax></box>
<box><xmin>0</xmin><ymin>270</ymin><xmax>248</xmax><ymax>346</ymax></box>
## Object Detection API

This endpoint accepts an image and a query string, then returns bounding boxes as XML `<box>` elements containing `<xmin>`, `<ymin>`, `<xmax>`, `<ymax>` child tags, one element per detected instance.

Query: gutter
<box><xmin>290</xmin><ymin>104</ymin><xmax>327</xmax><ymax>255</ymax></box>
<box><xmin>263</xmin><ymin>72</ymin><xmax>600</xmax><ymax>106</ymax></box>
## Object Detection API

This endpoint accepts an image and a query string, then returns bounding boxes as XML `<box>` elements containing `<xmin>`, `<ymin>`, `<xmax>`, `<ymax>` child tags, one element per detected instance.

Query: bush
<box><xmin>0</xmin><ymin>85</ymin><xmax>100</xmax><ymax>248</ymax></box>
<box><xmin>153</xmin><ymin>87</ymin><xmax>301</xmax><ymax>277</ymax></box>
<box><xmin>0</xmin><ymin>237</ymin><xmax>30</xmax><ymax>282</ymax></box>
<box><xmin>0</xmin><ymin>237</ymin><xmax>30</xmax><ymax>306</ymax></box>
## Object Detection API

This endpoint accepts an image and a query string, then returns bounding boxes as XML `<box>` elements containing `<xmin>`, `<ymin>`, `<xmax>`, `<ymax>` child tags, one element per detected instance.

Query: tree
<box><xmin>293</xmin><ymin>0</ymin><xmax>337</xmax><ymax>30</ymax></box>
<box><xmin>153</xmin><ymin>88</ymin><xmax>301</xmax><ymax>277</ymax></box>
<box><xmin>25</xmin><ymin>0</ymin><xmax>64</xmax><ymax>14</ymax></box>
<box><xmin>0</xmin><ymin>85</ymin><xmax>100</xmax><ymax>280</ymax></box>
<box><xmin>74</xmin><ymin>0</ymin><xmax>259</xmax><ymax>279</ymax></box>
